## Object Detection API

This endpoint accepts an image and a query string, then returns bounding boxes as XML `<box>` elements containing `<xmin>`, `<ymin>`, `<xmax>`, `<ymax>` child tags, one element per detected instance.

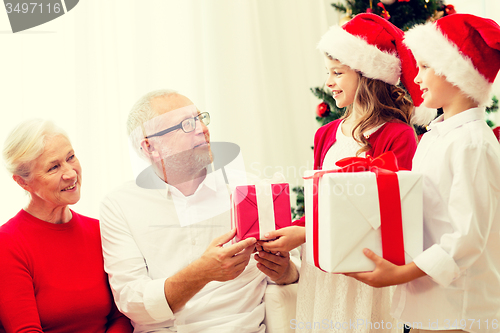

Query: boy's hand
<box><xmin>257</xmin><ymin>226</ymin><xmax>305</xmax><ymax>253</ymax></box>
<box><xmin>345</xmin><ymin>248</ymin><xmax>426</xmax><ymax>287</ymax></box>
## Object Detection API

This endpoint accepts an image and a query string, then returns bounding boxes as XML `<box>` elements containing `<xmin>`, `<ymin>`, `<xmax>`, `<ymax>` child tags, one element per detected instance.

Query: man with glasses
<box><xmin>100</xmin><ymin>89</ymin><xmax>299</xmax><ymax>333</ymax></box>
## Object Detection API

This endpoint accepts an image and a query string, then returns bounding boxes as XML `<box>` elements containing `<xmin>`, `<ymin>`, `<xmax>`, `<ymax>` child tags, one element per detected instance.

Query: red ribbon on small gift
<box><xmin>304</xmin><ymin>151</ymin><xmax>405</xmax><ymax>271</ymax></box>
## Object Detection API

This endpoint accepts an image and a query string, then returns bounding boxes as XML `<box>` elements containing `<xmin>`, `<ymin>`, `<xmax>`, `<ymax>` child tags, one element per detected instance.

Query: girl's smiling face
<box><xmin>324</xmin><ymin>56</ymin><xmax>360</xmax><ymax>108</ymax></box>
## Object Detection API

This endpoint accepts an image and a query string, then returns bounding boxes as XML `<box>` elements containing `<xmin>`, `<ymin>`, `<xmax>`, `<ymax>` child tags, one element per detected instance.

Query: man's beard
<box><xmin>158</xmin><ymin>144</ymin><xmax>213</xmax><ymax>185</ymax></box>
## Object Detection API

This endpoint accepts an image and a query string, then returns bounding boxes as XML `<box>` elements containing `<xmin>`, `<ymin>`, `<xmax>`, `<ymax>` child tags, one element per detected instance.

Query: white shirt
<box><xmin>391</xmin><ymin>107</ymin><xmax>500</xmax><ymax>332</ymax></box>
<box><xmin>100</xmin><ymin>169</ymin><xmax>300</xmax><ymax>333</ymax></box>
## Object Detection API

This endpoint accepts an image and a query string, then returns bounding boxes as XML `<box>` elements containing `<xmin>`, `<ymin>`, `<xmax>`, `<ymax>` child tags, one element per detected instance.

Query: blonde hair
<box><xmin>2</xmin><ymin>119</ymin><xmax>68</xmax><ymax>180</ymax></box>
<box><xmin>344</xmin><ymin>74</ymin><xmax>414</xmax><ymax>156</ymax></box>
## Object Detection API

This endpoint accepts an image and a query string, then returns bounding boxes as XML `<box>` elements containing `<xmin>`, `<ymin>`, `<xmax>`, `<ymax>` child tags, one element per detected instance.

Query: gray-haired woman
<box><xmin>0</xmin><ymin>119</ymin><xmax>132</xmax><ymax>333</ymax></box>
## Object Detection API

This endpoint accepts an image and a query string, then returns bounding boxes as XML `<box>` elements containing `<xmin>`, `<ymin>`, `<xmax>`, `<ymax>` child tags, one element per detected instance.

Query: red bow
<box><xmin>335</xmin><ymin>151</ymin><xmax>399</xmax><ymax>172</ymax></box>
<box><xmin>305</xmin><ymin>151</ymin><xmax>406</xmax><ymax>270</ymax></box>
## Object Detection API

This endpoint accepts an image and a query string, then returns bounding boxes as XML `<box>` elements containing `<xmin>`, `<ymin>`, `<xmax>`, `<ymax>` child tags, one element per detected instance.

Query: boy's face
<box><xmin>414</xmin><ymin>60</ymin><xmax>463</xmax><ymax>110</ymax></box>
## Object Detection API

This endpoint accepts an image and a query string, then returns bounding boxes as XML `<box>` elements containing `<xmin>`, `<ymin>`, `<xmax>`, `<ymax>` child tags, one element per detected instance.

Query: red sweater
<box><xmin>0</xmin><ymin>210</ymin><xmax>132</xmax><ymax>333</ymax></box>
<box><xmin>294</xmin><ymin>119</ymin><xmax>417</xmax><ymax>226</ymax></box>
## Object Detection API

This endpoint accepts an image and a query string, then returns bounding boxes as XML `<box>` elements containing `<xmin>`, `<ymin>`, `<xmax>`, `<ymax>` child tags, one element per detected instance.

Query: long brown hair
<box><xmin>343</xmin><ymin>74</ymin><xmax>414</xmax><ymax>156</ymax></box>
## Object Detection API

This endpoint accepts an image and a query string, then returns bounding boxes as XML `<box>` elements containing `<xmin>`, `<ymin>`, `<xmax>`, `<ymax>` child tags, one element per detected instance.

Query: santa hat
<box><xmin>404</xmin><ymin>14</ymin><xmax>500</xmax><ymax>107</ymax></box>
<box><xmin>317</xmin><ymin>13</ymin><xmax>436</xmax><ymax>125</ymax></box>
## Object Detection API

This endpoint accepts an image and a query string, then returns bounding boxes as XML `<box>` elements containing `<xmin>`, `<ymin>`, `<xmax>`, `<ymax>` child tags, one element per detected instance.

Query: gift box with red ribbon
<box><xmin>231</xmin><ymin>183</ymin><xmax>292</xmax><ymax>241</ymax></box>
<box><xmin>304</xmin><ymin>152</ymin><xmax>423</xmax><ymax>273</ymax></box>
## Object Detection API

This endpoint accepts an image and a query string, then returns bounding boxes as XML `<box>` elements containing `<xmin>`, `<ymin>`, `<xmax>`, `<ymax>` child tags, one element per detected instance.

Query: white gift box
<box><xmin>304</xmin><ymin>169</ymin><xmax>423</xmax><ymax>273</ymax></box>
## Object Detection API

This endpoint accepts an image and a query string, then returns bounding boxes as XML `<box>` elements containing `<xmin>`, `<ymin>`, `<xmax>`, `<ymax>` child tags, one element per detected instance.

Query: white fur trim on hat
<box><xmin>317</xmin><ymin>25</ymin><xmax>401</xmax><ymax>85</ymax></box>
<box><xmin>404</xmin><ymin>23</ymin><xmax>492</xmax><ymax>106</ymax></box>
<box><xmin>411</xmin><ymin>105</ymin><xmax>438</xmax><ymax>126</ymax></box>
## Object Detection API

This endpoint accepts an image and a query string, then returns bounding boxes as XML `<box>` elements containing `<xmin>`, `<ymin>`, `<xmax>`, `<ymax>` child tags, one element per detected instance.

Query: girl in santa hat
<box><xmin>347</xmin><ymin>14</ymin><xmax>500</xmax><ymax>333</ymax></box>
<box><xmin>258</xmin><ymin>13</ymin><xmax>432</xmax><ymax>332</ymax></box>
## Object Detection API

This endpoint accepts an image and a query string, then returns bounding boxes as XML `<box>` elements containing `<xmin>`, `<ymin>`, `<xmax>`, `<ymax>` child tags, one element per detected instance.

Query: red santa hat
<box><xmin>404</xmin><ymin>14</ymin><xmax>500</xmax><ymax>107</ymax></box>
<box><xmin>317</xmin><ymin>13</ymin><xmax>436</xmax><ymax>125</ymax></box>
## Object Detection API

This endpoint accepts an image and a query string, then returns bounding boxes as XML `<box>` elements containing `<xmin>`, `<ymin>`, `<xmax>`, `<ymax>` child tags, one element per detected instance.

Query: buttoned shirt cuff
<box><xmin>143</xmin><ymin>278</ymin><xmax>174</xmax><ymax>321</ymax></box>
<box><xmin>413</xmin><ymin>244</ymin><xmax>460</xmax><ymax>287</ymax></box>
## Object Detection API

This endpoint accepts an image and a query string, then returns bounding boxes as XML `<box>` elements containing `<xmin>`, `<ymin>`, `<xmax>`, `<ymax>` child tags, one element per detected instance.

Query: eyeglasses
<box><xmin>145</xmin><ymin>112</ymin><xmax>210</xmax><ymax>139</ymax></box>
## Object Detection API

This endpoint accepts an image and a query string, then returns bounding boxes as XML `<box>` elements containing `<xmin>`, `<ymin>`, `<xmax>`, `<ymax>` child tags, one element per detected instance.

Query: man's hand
<box><xmin>197</xmin><ymin>228</ymin><xmax>256</xmax><ymax>282</ymax></box>
<box><xmin>257</xmin><ymin>226</ymin><xmax>305</xmax><ymax>253</ymax></box>
<box><xmin>254</xmin><ymin>244</ymin><xmax>298</xmax><ymax>285</ymax></box>
<box><xmin>345</xmin><ymin>248</ymin><xmax>426</xmax><ymax>288</ymax></box>
<box><xmin>164</xmin><ymin>228</ymin><xmax>256</xmax><ymax>313</ymax></box>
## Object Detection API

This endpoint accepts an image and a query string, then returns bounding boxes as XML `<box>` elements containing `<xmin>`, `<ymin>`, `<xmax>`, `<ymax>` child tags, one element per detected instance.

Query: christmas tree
<box><xmin>333</xmin><ymin>0</ymin><xmax>446</xmax><ymax>31</ymax></box>
<box><xmin>486</xmin><ymin>96</ymin><xmax>499</xmax><ymax>128</ymax></box>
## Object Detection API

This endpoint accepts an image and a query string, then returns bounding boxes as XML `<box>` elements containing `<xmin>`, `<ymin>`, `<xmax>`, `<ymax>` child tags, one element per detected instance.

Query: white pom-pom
<box><xmin>411</xmin><ymin>105</ymin><xmax>438</xmax><ymax>126</ymax></box>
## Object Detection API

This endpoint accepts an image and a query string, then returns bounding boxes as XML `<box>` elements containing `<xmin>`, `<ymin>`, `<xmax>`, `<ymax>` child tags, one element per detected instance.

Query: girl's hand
<box><xmin>257</xmin><ymin>226</ymin><xmax>305</xmax><ymax>253</ymax></box>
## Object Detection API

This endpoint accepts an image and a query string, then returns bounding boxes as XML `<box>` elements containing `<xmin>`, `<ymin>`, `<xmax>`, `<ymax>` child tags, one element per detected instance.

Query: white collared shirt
<box><xmin>168</xmin><ymin>171</ymin><xmax>231</xmax><ymax>227</ymax></box>
<box><xmin>100</xmin><ymin>169</ymin><xmax>299</xmax><ymax>333</ymax></box>
<box><xmin>391</xmin><ymin>107</ymin><xmax>500</xmax><ymax>332</ymax></box>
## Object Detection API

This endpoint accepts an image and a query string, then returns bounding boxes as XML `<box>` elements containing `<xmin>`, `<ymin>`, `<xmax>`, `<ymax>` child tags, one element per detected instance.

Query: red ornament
<box><xmin>445</xmin><ymin>4</ymin><xmax>456</xmax><ymax>15</ymax></box>
<box><xmin>316</xmin><ymin>102</ymin><xmax>331</xmax><ymax>118</ymax></box>
<box><xmin>366</xmin><ymin>7</ymin><xmax>374</xmax><ymax>13</ymax></box>
<box><xmin>398</xmin><ymin>0</ymin><xmax>410</xmax><ymax>2</ymax></box>
<box><xmin>377</xmin><ymin>2</ymin><xmax>391</xmax><ymax>20</ymax></box>
<box><xmin>493</xmin><ymin>126</ymin><xmax>500</xmax><ymax>141</ymax></box>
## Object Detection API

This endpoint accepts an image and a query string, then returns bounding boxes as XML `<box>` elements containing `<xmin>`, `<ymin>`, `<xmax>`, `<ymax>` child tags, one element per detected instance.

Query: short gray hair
<box><xmin>126</xmin><ymin>89</ymin><xmax>178</xmax><ymax>137</ymax></box>
<box><xmin>3</xmin><ymin>119</ymin><xmax>69</xmax><ymax>179</ymax></box>
<box><xmin>127</xmin><ymin>89</ymin><xmax>178</xmax><ymax>157</ymax></box>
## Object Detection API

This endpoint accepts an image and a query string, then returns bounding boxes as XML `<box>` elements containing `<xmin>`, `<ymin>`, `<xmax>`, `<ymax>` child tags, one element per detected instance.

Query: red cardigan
<box><xmin>294</xmin><ymin>119</ymin><xmax>417</xmax><ymax>227</ymax></box>
<box><xmin>0</xmin><ymin>210</ymin><xmax>132</xmax><ymax>333</ymax></box>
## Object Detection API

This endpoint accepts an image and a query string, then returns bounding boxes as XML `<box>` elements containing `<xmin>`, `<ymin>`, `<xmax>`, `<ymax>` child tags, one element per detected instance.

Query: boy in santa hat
<box><xmin>348</xmin><ymin>14</ymin><xmax>500</xmax><ymax>333</ymax></box>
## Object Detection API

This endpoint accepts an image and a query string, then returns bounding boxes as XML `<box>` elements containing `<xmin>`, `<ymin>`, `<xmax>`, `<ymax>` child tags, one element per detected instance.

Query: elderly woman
<box><xmin>0</xmin><ymin>119</ymin><xmax>132</xmax><ymax>333</ymax></box>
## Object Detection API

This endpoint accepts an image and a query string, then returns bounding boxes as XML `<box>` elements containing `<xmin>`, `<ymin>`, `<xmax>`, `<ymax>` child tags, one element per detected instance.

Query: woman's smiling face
<box><xmin>25</xmin><ymin>134</ymin><xmax>82</xmax><ymax>209</ymax></box>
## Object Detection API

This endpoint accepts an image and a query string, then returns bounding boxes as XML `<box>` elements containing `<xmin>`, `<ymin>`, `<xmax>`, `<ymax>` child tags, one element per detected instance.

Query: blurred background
<box><xmin>1</xmin><ymin>0</ymin><xmax>499</xmax><ymax>223</ymax></box>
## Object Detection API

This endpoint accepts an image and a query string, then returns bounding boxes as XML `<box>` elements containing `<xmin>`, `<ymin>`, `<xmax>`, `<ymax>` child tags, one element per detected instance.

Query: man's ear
<box><xmin>140</xmin><ymin>139</ymin><xmax>160</xmax><ymax>160</ymax></box>
<box><xmin>13</xmin><ymin>174</ymin><xmax>32</xmax><ymax>192</ymax></box>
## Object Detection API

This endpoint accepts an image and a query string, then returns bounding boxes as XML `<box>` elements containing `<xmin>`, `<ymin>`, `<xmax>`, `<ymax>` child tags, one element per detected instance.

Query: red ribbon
<box><xmin>304</xmin><ymin>151</ymin><xmax>405</xmax><ymax>270</ymax></box>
